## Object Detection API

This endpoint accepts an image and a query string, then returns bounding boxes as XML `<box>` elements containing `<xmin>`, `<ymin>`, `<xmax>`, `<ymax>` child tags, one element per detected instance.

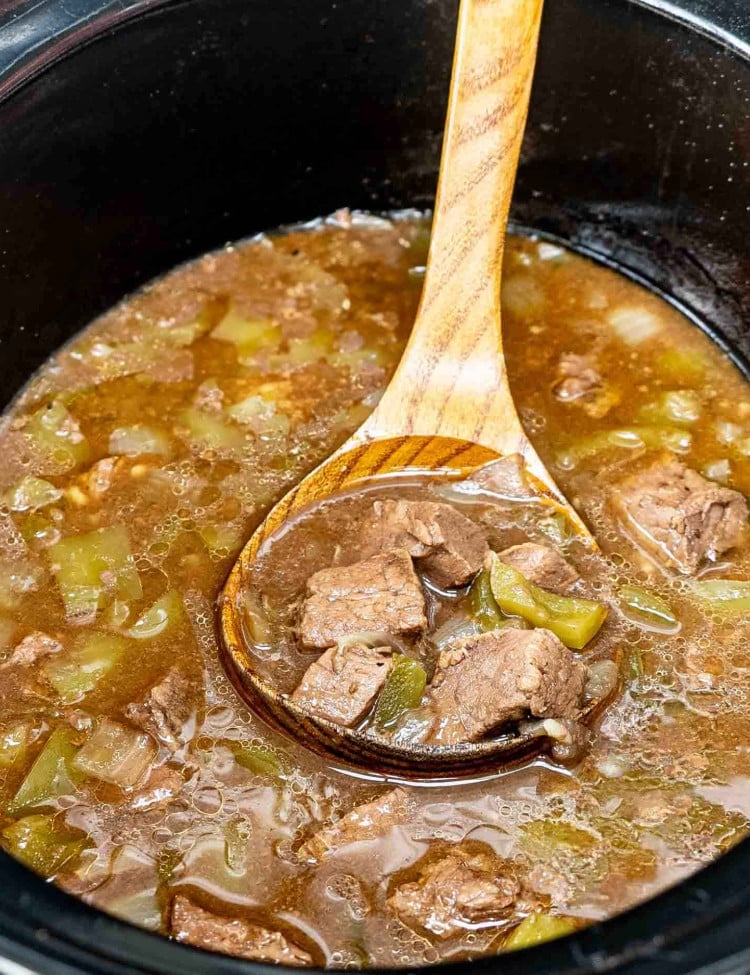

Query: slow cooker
<box><xmin>0</xmin><ymin>0</ymin><xmax>748</xmax><ymax>972</ymax></box>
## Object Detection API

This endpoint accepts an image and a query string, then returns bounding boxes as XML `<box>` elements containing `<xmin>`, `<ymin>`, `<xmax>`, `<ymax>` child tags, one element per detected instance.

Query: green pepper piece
<box><xmin>372</xmin><ymin>655</ymin><xmax>428</xmax><ymax>732</ymax></box>
<box><xmin>618</xmin><ymin>585</ymin><xmax>679</xmax><ymax>634</ymax></box>
<box><xmin>488</xmin><ymin>555</ymin><xmax>606</xmax><ymax>649</ymax></box>
<box><xmin>233</xmin><ymin>743</ymin><xmax>289</xmax><ymax>781</ymax></box>
<box><xmin>48</xmin><ymin>525</ymin><xmax>142</xmax><ymax>623</ymax></box>
<box><xmin>178</xmin><ymin>409</ymin><xmax>246</xmax><ymax>451</ymax></box>
<box><xmin>22</xmin><ymin>402</ymin><xmax>90</xmax><ymax>473</ymax></box>
<box><xmin>127</xmin><ymin>590</ymin><xmax>183</xmax><ymax>640</ymax></box>
<box><xmin>504</xmin><ymin>913</ymin><xmax>579</xmax><ymax>951</ymax></box>
<box><xmin>0</xmin><ymin>721</ymin><xmax>33</xmax><ymax>769</ymax></box>
<box><xmin>43</xmin><ymin>632</ymin><xmax>129</xmax><ymax>704</ymax></box>
<box><xmin>467</xmin><ymin>569</ymin><xmax>505</xmax><ymax>631</ymax></box>
<box><xmin>8</xmin><ymin>727</ymin><xmax>84</xmax><ymax>812</ymax></box>
<box><xmin>1</xmin><ymin>814</ymin><xmax>88</xmax><ymax>876</ymax></box>
<box><xmin>690</xmin><ymin>579</ymin><xmax>750</xmax><ymax>617</ymax></box>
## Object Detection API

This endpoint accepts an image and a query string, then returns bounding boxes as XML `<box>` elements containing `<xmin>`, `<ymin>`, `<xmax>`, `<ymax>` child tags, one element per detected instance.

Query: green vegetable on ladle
<box><xmin>372</xmin><ymin>655</ymin><xmax>428</xmax><ymax>732</ymax></box>
<box><xmin>488</xmin><ymin>554</ymin><xmax>606</xmax><ymax>650</ymax></box>
<box><xmin>467</xmin><ymin>569</ymin><xmax>505</xmax><ymax>631</ymax></box>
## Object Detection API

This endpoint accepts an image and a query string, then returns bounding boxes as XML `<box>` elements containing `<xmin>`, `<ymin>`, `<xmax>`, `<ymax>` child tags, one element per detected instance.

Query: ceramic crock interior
<box><xmin>0</xmin><ymin>0</ymin><xmax>748</xmax><ymax>973</ymax></box>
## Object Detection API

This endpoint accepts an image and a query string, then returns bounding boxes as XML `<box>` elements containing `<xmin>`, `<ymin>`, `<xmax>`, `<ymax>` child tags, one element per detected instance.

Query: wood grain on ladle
<box><xmin>221</xmin><ymin>0</ymin><xmax>601</xmax><ymax>776</ymax></box>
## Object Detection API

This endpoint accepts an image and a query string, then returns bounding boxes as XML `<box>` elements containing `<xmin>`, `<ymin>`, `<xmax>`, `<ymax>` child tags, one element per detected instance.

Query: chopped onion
<box><xmin>73</xmin><ymin>718</ymin><xmax>155</xmax><ymax>788</ymax></box>
<box><xmin>583</xmin><ymin>660</ymin><xmax>620</xmax><ymax>703</ymax></box>
<box><xmin>5</xmin><ymin>476</ymin><xmax>62</xmax><ymax>512</ymax></box>
<box><xmin>606</xmin><ymin>305</ymin><xmax>661</xmax><ymax>345</ymax></box>
<box><xmin>109</xmin><ymin>425</ymin><xmax>170</xmax><ymax>457</ymax></box>
<box><xmin>430</xmin><ymin>616</ymin><xmax>481</xmax><ymax>650</ymax></box>
<box><xmin>703</xmin><ymin>459</ymin><xmax>731</xmax><ymax>483</ymax></box>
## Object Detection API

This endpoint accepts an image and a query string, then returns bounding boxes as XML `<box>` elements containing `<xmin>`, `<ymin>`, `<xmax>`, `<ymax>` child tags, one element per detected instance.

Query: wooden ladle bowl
<box><xmin>220</xmin><ymin>0</ymin><xmax>605</xmax><ymax>776</ymax></box>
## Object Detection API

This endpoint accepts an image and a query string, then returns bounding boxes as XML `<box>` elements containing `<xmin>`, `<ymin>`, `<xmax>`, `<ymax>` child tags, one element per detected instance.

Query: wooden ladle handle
<box><xmin>358</xmin><ymin>0</ymin><xmax>544</xmax><ymax>458</ymax></box>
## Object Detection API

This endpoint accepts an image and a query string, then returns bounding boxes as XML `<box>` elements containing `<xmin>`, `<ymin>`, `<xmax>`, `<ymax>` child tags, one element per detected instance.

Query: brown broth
<box><xmin>0</xmin><ymin>211</ymin><xmax>747</xmax><ymax>968</ymax></box>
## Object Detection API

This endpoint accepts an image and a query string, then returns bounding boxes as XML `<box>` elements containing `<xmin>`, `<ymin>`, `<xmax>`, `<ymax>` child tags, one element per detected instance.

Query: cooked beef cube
<box><xmin>554</xmin><ymin>353</ymin><xmax>601</xmax><ymax>402</ymax></box>
<box><xmin>497</xmin><ymin>543</ymin><xmax>579</xmax><ymax>593</ymax></box>
<box><xmin>292</xmin><ymin>641</ymin><xmax>393</xmax><ymax>727</ymax></box>
<box><xmin>1</xmin><ymin>631</ymin><xmax>62</xmax><ymax>670</ymax></box>
<box><xmin>361</xmin><ymin>499</ymin><xmax>487</xmax><ymax>589</ymax></box>
<box><xmin>299</xmin><ymin>550</ymin><xmax>426</xmax><ymax>650</ymax></box>
<box><xmin>611</xmin><ymin>460</ymin><xmax>748</xmax><ymax>574</ymax></box>
<box><xmin>170</xmin><ymin>896</ymin><xmax>312</xmax><ymax>966</ymax></box>
<box><xmin>427</xmin><ymin>629</ymin><xmax>587</xmax><ymax>745</ymax></box>
<box><xmin>553</xmin><ymin>353</ymin><xmax>618</xmax><ymax>418</ymax></box>
<box><xmin>388</xmin><ymin>844</ymin><xmax>522</xmax><ymax>938</ymax></box>
<box><xmin>125</xmin><ymin>668</ymin><xmax>193</xmax><ymax>750</ymax></box>
<box><xmin>298</xmin><ymin>787</ymin><xmax>409</xmax><ymax>862</ymax></box>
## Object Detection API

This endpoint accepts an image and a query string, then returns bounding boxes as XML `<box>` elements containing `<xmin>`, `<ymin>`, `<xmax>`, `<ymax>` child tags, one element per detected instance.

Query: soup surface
<box><xmin>0</xmin><ymin>211</ymin><xmax>748</xmax><ymax>968</ymax></box>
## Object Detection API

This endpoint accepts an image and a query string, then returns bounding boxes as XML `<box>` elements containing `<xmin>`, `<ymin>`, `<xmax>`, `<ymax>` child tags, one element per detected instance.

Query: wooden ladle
<box><xmin>221</xmin><ymin>0</ymin><xmax>600</xmax><ymax>776</ymax></box>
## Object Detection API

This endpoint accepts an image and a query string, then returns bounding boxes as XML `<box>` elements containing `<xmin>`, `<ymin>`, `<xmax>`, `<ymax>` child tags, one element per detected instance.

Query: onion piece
<box><xmin>109</xmin><ymin>425</ymin><xmax>170</xmax><ymax>457</ymax></box>
<box><xmin>73</xmin><ymin>718</ymin><xmax>156</xmax><ymax>788</ymax></box>
<box><xmin>606</xmin><ymin>305</ymin><xmax>661</xmax><ymax>345</ymax></box>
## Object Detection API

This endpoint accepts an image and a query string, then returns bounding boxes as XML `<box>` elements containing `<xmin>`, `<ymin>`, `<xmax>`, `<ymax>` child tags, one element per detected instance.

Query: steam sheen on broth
<box><xmin>0</xmin><ymin>211</ymin><xmax>747</xmax><ymax>967</ymax></box>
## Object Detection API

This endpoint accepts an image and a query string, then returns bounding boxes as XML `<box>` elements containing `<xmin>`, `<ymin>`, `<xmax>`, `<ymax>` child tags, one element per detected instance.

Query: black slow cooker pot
<box><xmin>0</xmin><ymin>0</ymin><xmax>749</xmax><ymax>972</ymax></box>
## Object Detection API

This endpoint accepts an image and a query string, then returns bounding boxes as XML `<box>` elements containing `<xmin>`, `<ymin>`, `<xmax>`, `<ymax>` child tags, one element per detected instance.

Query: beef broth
<box><xmin>0</xmin><ymin>211</ymin><xmax>747</xmax><ymax>967</ymax></box>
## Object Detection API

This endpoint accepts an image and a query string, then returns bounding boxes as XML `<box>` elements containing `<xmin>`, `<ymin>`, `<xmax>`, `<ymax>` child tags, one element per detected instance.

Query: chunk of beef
<box><xmin>497</xmin><ymin>543</ymin><xmax>579</xmax><ymax>593</ymax></box>
<box><xmin>299</xmin><ymin>550</ymin><xmax>426</xmax><ymax>650</ymax></box>
<box><xmin>170</xmin><ymin>896</ymin><xmax>312</xmax><ymax>966</ymax></box>
<box><xmin>553</xmin><ymin>354</ymin><xmax>601</xmax><ymax>402</ymax></box>
<box><xmin>360</xmin><ymin>499</ymin><xmax>487</xmax><ymax>589</ymax></box>
<box><xmin>298</xmin><ymin>787</ymin><xmax>409</xmax><ymax>862</ymax></box>
<box><xmin>1</xmin><ymin>631</ymin><xmax>62</xmax><ymax>670</ymax></box>
<box><xmin>611</xmin><ymin>460</ymin><xmax>748</xmax><ymax>574</ymax></box>
<box><xmin>553</xmin><ymin>353</ymin><xmax>618</xmax><ymax>418</ymax></box>
<box><xmin>125</xmin><ymin>668</ymin><xmax>193</xmax><ymax>750</ymax></box>
<box><xmin>388</xmin><ymin>844</ymin><xmax>522</xmax><ymax>938</ymax></box>
<box><xmin>291</xmin><ymin>641</ymin><xmax>393</xmax><ymax>727</ymax></box>
<box><xmin>427</xmin><ymin>629</ymin><xmax>587</xmax><ymax>745</ymax></box>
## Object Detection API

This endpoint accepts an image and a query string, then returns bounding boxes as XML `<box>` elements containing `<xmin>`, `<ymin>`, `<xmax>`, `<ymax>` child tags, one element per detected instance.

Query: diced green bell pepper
<box><xmin>8</xmin><ymin>727</ymin><xmax>84</xmax><ymax>812</ymax></box>
<box><xmin>372</xmin><ymin>655</ymin><xmax>427</xmax><ymax>732</ymax></box>
<box><xmin>22</xmin><ymin>402</ymin><xmax>90</xmax><ymax>473</ymax></box>
<box><xmin>5</xmin><ymin>476</ymin><xmax>62</xmax><ymax>512</ymax></box>
<box><xmin>43</xmin><ymin>632</ymin><xmax>129</xmax><ymax>704</ymax></box>
<box><xmin>504</xmin><ymin>913</ymin><xmax>579</xmax><ymax>951</ymax></box>
<box><xmin>233</xmin><ymin>743</ymin><xmax>289</xmax><ymax>781</ymax></box>
<box><xmin>489</xmin><ymin>555</ymin><xmax>606</xmax><ymax>649</ymax></box>
<box><xmin>178</xmin><ymin>409</ymin><xmax>246</xmax><ymax>451</ymax></box>
<box><xmin>127</xmin><ymin>590</ymin><xmax>183</xmax><ymax>639</ymax></box>
<box><xmin>618</xmin><ymin>585</ymin><xmax>679</xmax><ymax>634</ymax></box>
<box><xmin>690</xmin><ymin>579</ymin><xmax>750</xmax><ymax>617</ymax></box>
<box><xmin>48</xmin><ymin>525</ymin><xmax>142</xmax><ymax>623</ymax></box>
<box><xmin>1</xmin><ymin>814</ymin><xmax>88</xmax><ymax>876</ymax></box>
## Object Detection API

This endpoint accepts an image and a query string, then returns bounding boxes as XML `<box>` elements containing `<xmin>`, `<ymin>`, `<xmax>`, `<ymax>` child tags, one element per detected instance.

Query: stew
<box><xmin>0</xmin><ymin>211</ymin><xmax>747</xmax><ymax>967</ymax></box>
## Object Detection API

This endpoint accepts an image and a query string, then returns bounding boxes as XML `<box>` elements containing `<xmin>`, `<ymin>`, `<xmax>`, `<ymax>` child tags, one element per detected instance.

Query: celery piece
<box><xmin>0</xmin><ymin>721</ymin><xmax>33</xmax><ymax>769</ymax></box>
<box><xmin>126</xmin><ymin>590</ymin><xmax>183</xmax><ymax>639</ymax></box>
<box><xmin>73</xmin><ymin>718</ymin><xmax>156</xmax><ymax>788</ymax></box>
<box><xmin>22</xmin><ymin>402</ymin><xmax>90</xmax><ymax>473</ymax></box>
<box><xmin>690</xmin><ymin>579</ymin><xmax>750</xmax><ymax>617</ymax></box>
<box><xmin>372</xmin><ymin>655</ymin><xmax>427</xmax><ymax>732</ymax></box>
<box><xmin>48</xmin><ymin>526</ymin><xmax>142</xmax><ymax>623</ymax></box>
<box><xmin>43</xmin><ymin>632</ymin><xmax>129</xmax><ymax>704</ymax></box>
<box><xmin>9</xmin><ymin>727</ymin><xmax>83</xmax><ymax>812</ymax></box>
<box><xmin>618</xmin><ymin>585</ymin><xmax>680</xmax><ymax>634</ymax></box>
<box><xmin>1</xmin><ymin>814</ymin><xmax>89</xmax><ymax>876</ymax></box>
<box><xmin>489</xmin><ymin>555</ymin><xmax>606</xmax><ymax>649</ymax></box>
<box><xmin>5</xmin><ymin>476</ymin><xmax>62</xmax><ymax>512</ymax></box>
<box><xmin>467</xmin><ymin>569</ymin><xmax>505</xmax><ymax>631</ymax></box>
<box><xmin>178</xmin><ymin>409</ymin><xmax>246</xmax><ymax>451</ymax></box>
<box><xmin>212</xmin><ymin>310</ymin><xmax>281</xmax><ymax>360</ymax></box>
<box><xmin>234</xmin><ymin>743</ymin><xmax>289</xmax><ymax>781</ymax></box>
<box><xmin>198</xmin><ymin>524</ymin><xmax>245</xmax><ymax>557</ymax></box>
<box><xmin>109</xmin><ymin>425</ymin><xmax>171</xmax><ymax>456</ymax></box>
<box><xmin>504</xmin><ymin>913</ymin><xmax>579</xmax><ymax>951</ymax></box>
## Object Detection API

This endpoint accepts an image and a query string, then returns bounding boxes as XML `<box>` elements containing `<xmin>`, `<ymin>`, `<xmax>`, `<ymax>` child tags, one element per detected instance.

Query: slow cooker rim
<box><xmin>0</xmin><ymin>1</ymin><xmax>749</xmax><ymax>973</ymax></box>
